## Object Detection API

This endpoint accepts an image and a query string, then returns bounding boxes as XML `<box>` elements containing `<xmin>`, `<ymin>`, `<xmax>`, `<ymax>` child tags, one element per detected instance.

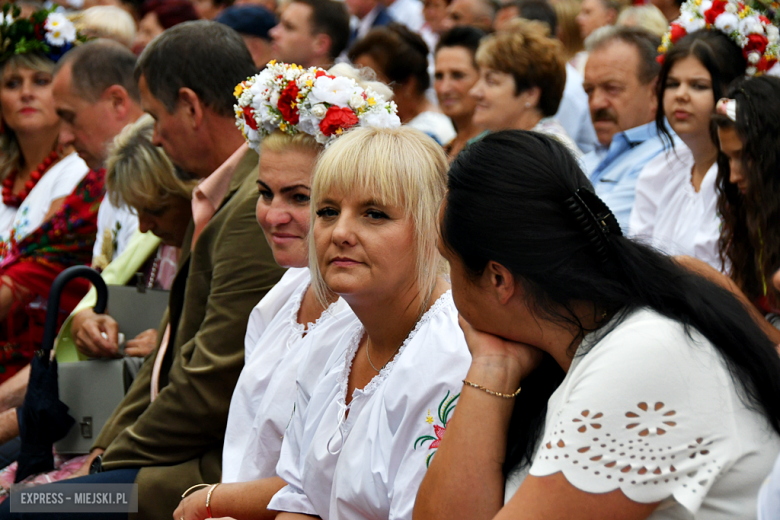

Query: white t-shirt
<box><xmin>222</xmin><ymin>267</ymin><xmax>352</xmax><ymax>483</ymax></box>
<box><xmin>629</xmin><ymin>144</ymin><xmax>722</xmax><ymax>270</ymax></box>
<box><xmin>0</xmin><ymin>153</ymin><xmax>89</xmax><ymax>256</ymax></box>
<box><xmin>505</xmin><ymin>308</ymin><xmax>780</xmax><ymax>519</ymax></box>
<box><xmin>92</xmin><ymin>195</ymin><xmax>139</xmax><ymax>266</ymax></box>
<box><xmin>269</xmin><ymin>290</ymin><xmax>472</xmax><ymax>520</ymax></box>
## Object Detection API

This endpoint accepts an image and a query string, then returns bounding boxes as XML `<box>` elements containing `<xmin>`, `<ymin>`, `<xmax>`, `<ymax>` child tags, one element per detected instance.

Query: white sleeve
<box><xmin>529</xmin><ymin>312</ymin><xmax>741</xmax><ymax>515</ymax></box>
<box><xmin>267</xmin><ymin>380</ymin><xmax>319</xmax><ymax>516</ymax></box>
<box><xmin>243</xmin><ymin>269</ymin><xmax>305</xmax><ymax>360</ymax></box>
<box><xmin>387</xmin><ymin>383</ymin><xmax>463</xmax><ymax>520</ymax></box>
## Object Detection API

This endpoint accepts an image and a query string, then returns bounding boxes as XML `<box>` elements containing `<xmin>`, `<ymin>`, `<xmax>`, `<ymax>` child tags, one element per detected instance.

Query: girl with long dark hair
<box><xmin>714</xmin><ymin>76</ymin><xmax>780</xmax><ymax>320</ymax></box>
<box><xmin>629</xmin><ymin>30</ymin><xmax>745</xmax><ymax>270</ymax></box>
<box><xmin>414</xmin><ymin>130</ymin><xmax>780</xmax><ymax>520</ymax></box>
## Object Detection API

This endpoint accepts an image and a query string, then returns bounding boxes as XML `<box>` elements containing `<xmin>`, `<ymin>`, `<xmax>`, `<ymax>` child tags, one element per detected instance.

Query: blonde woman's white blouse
<box><xmin>222</xmin><ymin>268</ymin><xmax>351</xmax><ymax>483</ymax></box>
<box><xmin>506</xmin><ymin>308</ymin><xmax>780</xmax><ymax>519</ymax></box>
<box><xmin>269</xmin><ymin>291</ymin><xmax>472</xmax><ymax>520</ymax></box>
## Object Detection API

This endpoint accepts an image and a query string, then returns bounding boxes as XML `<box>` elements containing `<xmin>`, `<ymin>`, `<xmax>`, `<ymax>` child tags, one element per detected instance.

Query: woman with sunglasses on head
<box><xmin>414</xmin><ymin>129</ymin><xmax>780</xmax><ymax>520</ymax></box>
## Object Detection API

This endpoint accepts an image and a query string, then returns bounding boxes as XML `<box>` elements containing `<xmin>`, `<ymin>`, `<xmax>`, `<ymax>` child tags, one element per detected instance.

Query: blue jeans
<box><xmin>0</xmin><ymin>468</ymin><xmax>139</xmax><ymax>519</ymax></box>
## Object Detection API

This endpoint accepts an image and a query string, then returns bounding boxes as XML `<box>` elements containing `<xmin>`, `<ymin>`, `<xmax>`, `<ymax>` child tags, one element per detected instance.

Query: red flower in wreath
<box><xmin>757</xmin><ymin>55</ymin><xmax>777</xmax><ymax>72</ymax></box>
<box><xmin>669</xmin><ymin>23</ymin><xmax>687</xmax><ymax>44</ymax></box>
<box><xmin>760</xmin><ymin>15</ymin><xmax>771</xmax><ymax>24</ymax></box>
<box><xmin>243</xmin><ymin>106</ymin><xmax>258</xmax><ymax>131</ymax></box>
<box><xmin>744</xmin><ymin>33</ymin><xmax>769</xmax><ymax>57</ymax></box>
<box><xmin>277</xmin><ymin>82</ymin><xmax>300</xmax><ymax>124</ymax></box>
<box><xmin>319</xmin><ymin>106</ymin><xmax>359</xmax><ymax>136</ymax></box>
<box><xmin>315</xmin><ymin>70</ymin><xmax>335</xmax><ymax>79</ymax></box>
<box><xmin>704</xmin><ymin>0</ymin><xmax>727</xmax><ymax>24</ymax></box>
<box><xmin>656</xmin><ymin>54</ymin><xmax>666</xmax><ymax>65</ymax></box>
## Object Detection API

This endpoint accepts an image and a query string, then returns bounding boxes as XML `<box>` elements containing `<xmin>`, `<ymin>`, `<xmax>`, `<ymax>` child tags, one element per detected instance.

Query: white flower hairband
<box><xmin>660</xmin><ymin>0</ymin><xmax>780</xmax><ymax>77</ymax></box>
<box><xmin>233</xmin><ymin>61</ymin><xmax>401</xmax><ymax>151</ymax></box>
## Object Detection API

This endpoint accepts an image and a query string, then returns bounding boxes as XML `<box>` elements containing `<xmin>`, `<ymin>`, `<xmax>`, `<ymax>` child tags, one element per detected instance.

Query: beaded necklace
<box><xmin>1</xmin><ymin>149</ymin><xmax>59</xmax><ymax>207</ymax></box>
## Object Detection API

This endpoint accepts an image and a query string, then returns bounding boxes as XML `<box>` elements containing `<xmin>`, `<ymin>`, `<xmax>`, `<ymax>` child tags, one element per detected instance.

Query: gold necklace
<box><xmin>365</xmin><ymin>336</ymin><xmax>402</xmax><ymax>373</ymax></box>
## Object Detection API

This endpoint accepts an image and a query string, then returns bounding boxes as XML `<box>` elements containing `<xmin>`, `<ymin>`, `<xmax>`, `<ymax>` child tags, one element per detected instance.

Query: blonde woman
<box><xmin>67</xmin><ymin>114</ymin><xmax>196</xmax><ymax>361</ymax></box>
<box><xmin>265</xmin><ymin>126</ymin><xmax>471</xmax><ymax>520</ymax></box>
<box><xmin>0</xmin><ymin>10</ymin><xmax>93</xmax><ymax>382</ymax></box>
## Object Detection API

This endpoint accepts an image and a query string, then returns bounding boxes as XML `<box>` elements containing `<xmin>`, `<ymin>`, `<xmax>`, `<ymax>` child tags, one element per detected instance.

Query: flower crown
<box><xmin>234</xmin><ymin>61</ymin><xmax>401</xmax><ymax>150</ymax></box>
<box><xmin>1</xmin><ymin>5</ymin><xmax>87</xmax><ymax>64</ymax></box>
<box><xmin>660</xmin><ymin>0</ymin><xmax>780</xmax><ymax>76</ymax></box>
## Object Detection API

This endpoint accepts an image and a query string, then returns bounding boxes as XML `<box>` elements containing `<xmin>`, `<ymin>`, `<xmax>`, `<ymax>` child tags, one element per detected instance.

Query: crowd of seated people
<box><xmin>0</xmin><ymin>0</ymin><xmax>778</xmax><ymax>518</ymax></box>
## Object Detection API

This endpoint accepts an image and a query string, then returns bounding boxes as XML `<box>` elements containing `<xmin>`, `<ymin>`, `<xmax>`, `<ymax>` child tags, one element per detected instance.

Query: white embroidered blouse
<box><xmin>0</xmin><ymin>152</ymin><xmax>89</xmax><ymax>258</ymax></box>
<box><xmin>506</xmin><ymin>308</ymin><xmax>780</xmax><ymax>519</ymax></box>
<box><xmin>268</xmin><ymin>290</ymin><xmax>472</xmax><ymax>520</ymax></box>
<box><xmin>222</xmin><ymin>267</ymin><xmax>352</xmax><ymax>483</ymax></box>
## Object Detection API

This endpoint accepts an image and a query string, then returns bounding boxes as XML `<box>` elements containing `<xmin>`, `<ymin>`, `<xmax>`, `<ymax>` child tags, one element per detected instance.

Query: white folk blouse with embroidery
<box><xmin>0</xmin><ymin>152</ymin><xmax>89</xmax><ymax>255</ymax></box>
<box><xmin>505</xmin><ymin>308</ymin><xmax>780</xmax><ymax>519</ymax></box>
<box><xmin>222</xmin><ymin>268</ymin><xmax>351</xmax><ymax>483</ymax></box>
<box><xmin>268</xmin><ymin>291</ymin><xmax>472</xmax><ymax>520</ymax></box>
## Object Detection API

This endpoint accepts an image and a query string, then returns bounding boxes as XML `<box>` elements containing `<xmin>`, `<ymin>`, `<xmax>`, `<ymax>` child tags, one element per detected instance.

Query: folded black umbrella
<box><xmin>15</xmin><ymin>266</ymin><xmax>107</xmax><ymax>483</ymax></box>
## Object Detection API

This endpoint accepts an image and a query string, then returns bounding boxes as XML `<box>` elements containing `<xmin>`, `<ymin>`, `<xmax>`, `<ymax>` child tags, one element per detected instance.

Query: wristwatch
<box><xmin>89</xmin><ymin>454</ymin><xmax>103</xmax><ymax>474</ymax></box>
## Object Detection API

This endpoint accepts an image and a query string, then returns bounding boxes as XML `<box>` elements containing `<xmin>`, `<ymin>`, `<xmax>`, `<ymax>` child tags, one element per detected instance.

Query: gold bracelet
<box><xmin>181</xmin><ymin>483</ymin><xmax>210</xmax><ymax>498</ymax></box>
<box><xmin>463</xmin><ymin>379</ymin><xmax>521</xmax><ymax>398</ymax></box>
<box><xmin>206</xmin><ymin>483</ymin><xmax>220</xmax><ymax>518</ymax></box>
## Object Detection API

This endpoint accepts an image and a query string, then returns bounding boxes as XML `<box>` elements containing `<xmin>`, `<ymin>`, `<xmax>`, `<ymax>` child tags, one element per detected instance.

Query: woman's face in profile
<box><xmin>313</xmin><ymin>188</ymin><xmax>417</xmax><ymax>301</ymax></box>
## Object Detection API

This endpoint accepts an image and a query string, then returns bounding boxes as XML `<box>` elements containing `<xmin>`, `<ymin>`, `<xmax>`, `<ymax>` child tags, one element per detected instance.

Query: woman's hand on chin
<box><xmin>458</xmin><ymin>314</ymin><xmax>543</xmax><ymax>386</ymax></box>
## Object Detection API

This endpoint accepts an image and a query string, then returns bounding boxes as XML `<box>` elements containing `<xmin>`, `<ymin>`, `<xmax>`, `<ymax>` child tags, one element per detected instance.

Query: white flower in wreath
<box><xmin>4</xmin><ymin>13</ymin><xmax>13</xmax><ymax>25</ymax></box>
<box><xmin>309</xmin><ymin>76</ymin><xmax>360</xmax><ymax>108</ymax></box>
<box><xmin>349</xmin><ymin>93</ymin><xmax>366</xmax><ymax>111</ymax></box>
<box><xmin>360</xmin><ymin>107</ymin><xmax>401</xmax><ymax>129</ymax></box>
<box><xmin>768</xmin><ymin>25</ymin><xmax>779</xmax><ymax>43</ymax></box>
<box><xmin>748</xmin><ymin>51</ymin><xmax>761</xmax><ymax>64</ymax></box>
<box><xmin>739</xmin><ymin>15</ymin><xmax>763</xmax><ymax>36</ymax></box>
<box><xmin>269</xmin><ymin>90</ymin><xmax>280</xmax><ymax>108</ymax></box>
<box><xmin>767</xmin><ymin>60</ymin><xmax>780</xmax><ymax>76</ymax></box>
<box><xmin>698</xmin><ymin>0</ymin><xmax>712</xmax><ymax>15</ymax></box>
<box><xmin>297</xmin><ymin>114</ymin><xmax>319</xmax><ymax>135</ymax></box>
<box><xmin>310</xmin><ymin>103</ymin><xmax>328</xmax><ymax>118</ymax></box>
<box><xmin>44</xmin><ymin>13</ymin><xmax>77</xmax><ymax>46</ymax></box>
<box><xmin>725</xmin><ymin>1</ymin><xmax>737</xmax><ymax>13</ymax></box>
<box><xmin>714</xmin><ymin>12</ymin><xmax>740</xmax><ymax>33</ymax></box>
<box><xmin>679</xmin><ymin>14</ymin><xmax>705</xmax><ymax>34</ymax></box>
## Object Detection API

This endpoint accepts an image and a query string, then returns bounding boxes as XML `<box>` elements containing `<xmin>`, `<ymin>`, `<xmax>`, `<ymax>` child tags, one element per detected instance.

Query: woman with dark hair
<box><xmin>414</xmin><ymin>130</ymin><xmax>780</xmax><ymax>519</ymax></box>
<box><xmin>629</xmin><ymin>30</ymin><xmax>746</xmax><ymax>270</ymax></box>
<box><xmin>131</xmin><ymin>0</ymin><xmax>199</xmax><ymax>54</ymax></box>
<box><xmin>434</xmin><ymin>26</ymin><xmax>485</xmax><ymax>159</ymax></box>
<box><xmin>349</xmin><ymin>23</ymin><xmax>457</xmax><ymax>146</ymax></box>
<box><xmin>714</xmin><ymin>75</ymin><xmax>780</xmax><ymax>319</ymax></box>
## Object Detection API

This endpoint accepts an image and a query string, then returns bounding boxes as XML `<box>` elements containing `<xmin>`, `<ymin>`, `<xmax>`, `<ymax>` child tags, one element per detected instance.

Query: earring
<box><xmin>524</xmin><ymin>102</ymin><xmax>531</xmax><ymax>108</ymax></box>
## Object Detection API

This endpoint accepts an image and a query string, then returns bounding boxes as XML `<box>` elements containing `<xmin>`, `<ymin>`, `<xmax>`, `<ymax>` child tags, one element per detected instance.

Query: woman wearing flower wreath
<box><xmin>0</xmin><ymin>7</ymin><xmax>97</xmax><ymax>383</ymax></box>
<box><xmin>173</xmin><ymin>62</ymin><xmax>407</xmax><ymax>520</ymax></box>
<box><xmin>412</xmin><ymin>130</ymin><xmax>780</xmax><ymax>520</ymax></box>
<box><xmin>629</xmin><ymin>0</ymin><xmax>777</xmax><ymax>274</ymax></box>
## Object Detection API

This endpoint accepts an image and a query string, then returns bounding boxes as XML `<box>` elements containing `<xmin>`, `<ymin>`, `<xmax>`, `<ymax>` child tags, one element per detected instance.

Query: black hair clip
<box><xmin>565</xmin><ymin>187</ymin><xmax>622</xmax><ymax>265</ymax></box>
